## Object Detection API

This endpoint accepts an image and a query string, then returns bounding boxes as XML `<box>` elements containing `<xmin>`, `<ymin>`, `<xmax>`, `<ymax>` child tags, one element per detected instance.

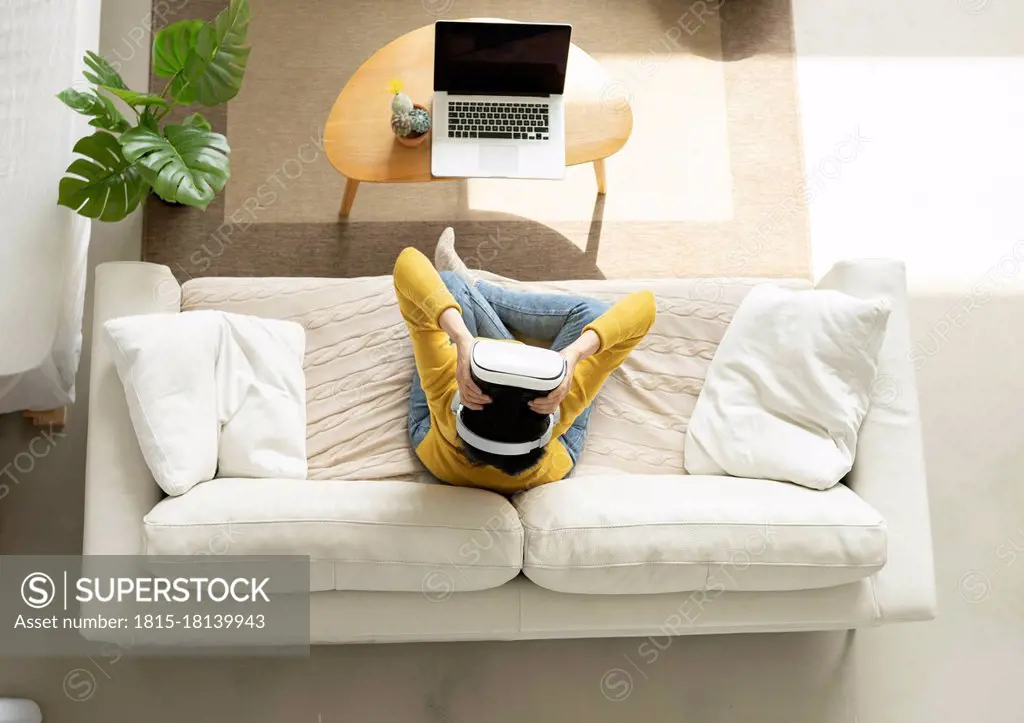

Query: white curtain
<box><xmin>0</xmin><ymin>0</ymin><xmax>101</xmax><ymax>412</ymax></box>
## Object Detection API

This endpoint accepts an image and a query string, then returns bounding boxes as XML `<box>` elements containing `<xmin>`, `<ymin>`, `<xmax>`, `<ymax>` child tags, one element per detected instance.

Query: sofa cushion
<box><xmin>143</xmin><ymin>478</ymin><xmax>524</xmax><ymax>593</ymax></box>
<box><xmin>684</xmin><ymin>284</ymin><xmax>891</xmax><ymax>490</ymax></box>
<box><xmin>104</xmin><ymin>310</ymin><xmax>308</xmax><ymax>496</ymax></box>
<box><xmin>182</xmin><ymin>274</ymin><xmax>809</xmax><ymax>479</ymax></box>
<box><xmin>515</xmin><ymin>474</ymin><xmax>887</xmax><ymax>595</ymax></box>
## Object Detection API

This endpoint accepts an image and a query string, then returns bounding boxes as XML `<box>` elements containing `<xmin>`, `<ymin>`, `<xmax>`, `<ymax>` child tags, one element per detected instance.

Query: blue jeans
<box><xmin>408</xmin><ymin>273</ymin><xmax>610</xmax><ymax>469</ymax></box>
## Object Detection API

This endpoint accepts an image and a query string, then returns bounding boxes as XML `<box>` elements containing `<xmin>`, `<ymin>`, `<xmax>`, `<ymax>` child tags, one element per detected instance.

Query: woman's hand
<box><xmin>528</xmin><ymin>350</ymin><xmax>577</xmax><ymax>415</ymax></box>
<box><xmin>439</xmin><ymin>307</ymin><xmax>491</xmax><ymax>411</ymax></box>
<box><xmin>529</xmin><ymin>330</ymin><xmax>600</xmax><ymax>416</ymax></box>
<box><xmin>455</xmin><ymin>338</ymin><xmax>491</xmax><ymax>410</ymax></box>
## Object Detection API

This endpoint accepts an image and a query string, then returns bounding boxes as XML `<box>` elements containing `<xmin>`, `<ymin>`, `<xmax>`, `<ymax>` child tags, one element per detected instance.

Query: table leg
<box><xmin>593</xmin><ymin>158</ymin><xmax>607</xmax><ymax>195</ymax></box>
<box><xmin>23</xmin><ymin>408</ymin><xmax>66</xmax><ymax>428</ymax></box>
<box><xmin>339</xmin><ymin>178</ymin><xmax>360</xmax><ymax>217</ymax></box>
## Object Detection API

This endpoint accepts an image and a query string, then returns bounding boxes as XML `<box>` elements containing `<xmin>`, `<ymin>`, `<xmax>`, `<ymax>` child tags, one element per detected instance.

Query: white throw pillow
<box><xmin>104</xmin><ymin>310</ymin><xmax>307</xmax><ymax>496</ymax></box>
<box><xmin>684</xmin><ymin>284</ymin><xmax>891</xmax><ymax>490</ymax></box>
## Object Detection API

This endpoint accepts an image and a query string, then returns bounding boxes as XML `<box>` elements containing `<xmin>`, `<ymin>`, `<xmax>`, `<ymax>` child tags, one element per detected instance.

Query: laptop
<box><xmin>431</xmin><ymin>20</ymin><xmax>572</xmax><ymax>180</ymax></box>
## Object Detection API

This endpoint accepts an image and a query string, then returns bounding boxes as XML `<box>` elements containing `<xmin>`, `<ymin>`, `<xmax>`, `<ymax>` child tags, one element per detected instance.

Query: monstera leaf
<box><xmin>83</xmin><ymin>50</ymin><xmax>127</xmax><ymax>90</ymax></box>
<box><xmin>153</xmin><ymin>19</ymin><xmax>205</xmax><ymax>78</ymax></box>
<box><xmin>181</xmin><ymin>112</ymin><xmax>212</xmax><ymax>131</ymax></box>
<box><xmin>100</xmin><ymin>86</ymin><xmax>170</xmax><ymax>108</ymax></box>
<box><xmin>184</xmin><ymin>0</ymin><xmax>252</xmax><ymax>106</ymax></box>
<box><xmin>57</xmin><ymin>132</ymin><xmax>148</xmax><ymax>222</ymax></box>
<box><xmin>152</xmin><ymin>19</ymin><xmax>205</xmax><ymax>103</ymax></box>
<box><xmin>56</xmin><ymin>88</ymin><xmax>130</xmax><ymax>132</ymax></box>
<box><xmin>139</xmin><ymin>107</ymin><xmax>160</xmax><ymax>132</ymax></box>
<box><xmin>120</xmin><ymin>124</ymin><xmax>230</xmax><ymax>209</ymax></box>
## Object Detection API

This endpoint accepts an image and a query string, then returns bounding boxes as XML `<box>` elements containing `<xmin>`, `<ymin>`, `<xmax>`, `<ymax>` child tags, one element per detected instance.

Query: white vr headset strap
<box><xmin>451</xmin><ymin>391</ymin><xmax>559</xmax><ymax>456</ymax></box>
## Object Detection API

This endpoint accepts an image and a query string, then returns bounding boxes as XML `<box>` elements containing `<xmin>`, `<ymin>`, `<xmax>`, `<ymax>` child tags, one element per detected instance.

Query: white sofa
<box><xmin>83</xmin><ymin>259</ymin><xmax>936</xmax><ymax>644</ymax></box>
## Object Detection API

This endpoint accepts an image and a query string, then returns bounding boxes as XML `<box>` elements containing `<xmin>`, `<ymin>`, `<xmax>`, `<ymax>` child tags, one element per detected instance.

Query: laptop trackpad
<box><xmin>478</xmin><ymin>145</ymin><xmax>519</xmax><ymax>175</ymax></box>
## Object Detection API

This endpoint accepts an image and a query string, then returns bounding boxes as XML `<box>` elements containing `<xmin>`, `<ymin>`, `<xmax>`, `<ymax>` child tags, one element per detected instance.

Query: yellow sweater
<box><xmin>393</xmin><ymin>248</ymin><xmax>655</xmax><ymax>494</ymax></box>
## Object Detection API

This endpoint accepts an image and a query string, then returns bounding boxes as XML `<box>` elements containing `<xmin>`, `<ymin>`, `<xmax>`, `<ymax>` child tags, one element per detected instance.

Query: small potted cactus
<box><xmin>389</xmin><ymin>79</ymin><xmax>431</xmax><ymax>147</ymax></box>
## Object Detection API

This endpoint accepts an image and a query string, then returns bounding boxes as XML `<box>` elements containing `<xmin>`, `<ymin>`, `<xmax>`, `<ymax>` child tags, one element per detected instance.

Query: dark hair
<box><xmin>458</xmin><ymin>374</ymin><xmax>550</xmax><ymax>476</ymax></box>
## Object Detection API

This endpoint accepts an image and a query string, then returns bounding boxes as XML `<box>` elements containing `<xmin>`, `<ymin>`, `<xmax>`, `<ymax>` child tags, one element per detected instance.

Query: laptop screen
<box><xmin>434</xmin><ymin>21</ymin><xmax>571</xmax><ymax>97</ymax></box>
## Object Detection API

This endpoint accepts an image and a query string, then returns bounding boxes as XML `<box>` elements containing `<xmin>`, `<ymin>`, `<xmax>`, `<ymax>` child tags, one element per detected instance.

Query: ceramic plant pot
<box><xmin>395</xmin><ymin>102</ymin><xmax>430</xmax><ymax>147</ymax></box>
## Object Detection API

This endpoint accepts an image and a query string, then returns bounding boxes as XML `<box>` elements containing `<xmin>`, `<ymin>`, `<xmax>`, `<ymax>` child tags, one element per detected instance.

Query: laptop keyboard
<box><xmin>447</xmin><ymin>101</ymin><xmax>550</xmax><ymax>140</ymax></box>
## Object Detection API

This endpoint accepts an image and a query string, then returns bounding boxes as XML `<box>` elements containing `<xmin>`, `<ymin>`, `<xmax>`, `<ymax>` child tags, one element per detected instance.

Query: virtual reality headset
<box><xmin>452</xmin><ymin>339</ymin><xmax>567</xmax><ymax>456</ymax></box>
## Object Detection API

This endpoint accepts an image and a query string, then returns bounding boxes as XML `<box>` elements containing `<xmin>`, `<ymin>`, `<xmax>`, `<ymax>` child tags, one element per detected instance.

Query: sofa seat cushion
<box><xmin>515</xmin><ymin>475</ymin><xmax>887</xmax><ymax>595</ymax></box>
<box><xmin>144</xmin><ymin>478</ymin><xmax>524</xmax><ymax>593</ymax></box>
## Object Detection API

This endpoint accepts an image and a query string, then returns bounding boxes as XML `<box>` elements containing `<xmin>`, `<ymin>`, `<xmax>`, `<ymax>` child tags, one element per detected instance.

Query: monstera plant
<box><xmin>57</xmin><ymin>0</ymin><xmax>251</xmax><ymax>222</ymax></box>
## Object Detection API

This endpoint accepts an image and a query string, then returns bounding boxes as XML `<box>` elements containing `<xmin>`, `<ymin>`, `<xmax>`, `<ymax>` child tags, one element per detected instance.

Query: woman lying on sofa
<box><xmin>393</xmin><ymin>231</ymin><xmax>655</xmax><ymax>494</ymax></box>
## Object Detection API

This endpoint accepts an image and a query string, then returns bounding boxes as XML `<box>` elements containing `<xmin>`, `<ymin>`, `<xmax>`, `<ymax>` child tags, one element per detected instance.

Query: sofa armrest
<box><xmin>816</xmin><ymin>259</ymin><xmax>937</xmax><ymax>623</ymax></box>
<box><xmin>83</xmin><ymin>263</ymin><xmax>180</xmax><ymax>555</ymax></box>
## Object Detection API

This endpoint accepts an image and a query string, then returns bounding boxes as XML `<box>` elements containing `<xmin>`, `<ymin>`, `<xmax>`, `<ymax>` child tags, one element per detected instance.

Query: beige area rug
<box><xmin>145</xmin><ymin>0</ymin><xmax>810</xmax><ymax>282</ymax></box>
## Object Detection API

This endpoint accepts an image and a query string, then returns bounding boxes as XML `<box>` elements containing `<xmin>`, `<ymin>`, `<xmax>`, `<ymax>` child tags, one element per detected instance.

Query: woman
<box><xmin>394</xmin><ymin>232</ymin><xmax>655</xmax><ymax>494</ymax></box>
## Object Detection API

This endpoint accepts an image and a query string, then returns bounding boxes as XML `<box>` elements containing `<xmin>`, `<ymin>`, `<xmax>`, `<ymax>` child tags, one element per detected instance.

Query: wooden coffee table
<box><xmin>323</xmin><ymin>20</ymin><xmax>633</xmax><ymax>217</ymax></box>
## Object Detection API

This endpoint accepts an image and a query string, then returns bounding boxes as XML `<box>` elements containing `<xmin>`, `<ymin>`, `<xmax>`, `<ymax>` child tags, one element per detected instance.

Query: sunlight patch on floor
<box><xmin>465</xmin><ymin>54</ymin><xmax>735</xmax><ymax>224</ymax></box>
